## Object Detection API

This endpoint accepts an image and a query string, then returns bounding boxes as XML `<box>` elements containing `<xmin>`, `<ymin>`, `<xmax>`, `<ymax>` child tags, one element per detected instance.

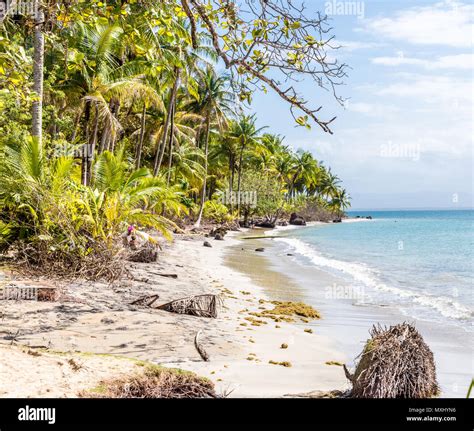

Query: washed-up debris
<box><xmin>157</xmin><ymin>294</ymin><xmax>222</xmax><ymax>318</ymax></box>
<box><xmin>284</xmin><ymin>390</ymin><xmax>349</xmax><ymax>398</ymax></box>
<box><xmin>148</xmin><ymin>271</ymin><xmax>178</xmax><ymax>279</ymax></box>
<box><xmin>130</xmin><ymin>294</ymin><xmax>160</xmax><ymax>307</ymax></box>
<box><xmin>127</xmin><ymin>245</ymin><xmax>158</xmax><ymax>263</ymax></box>
<box><xmin>194</xmin><ymin>330</ymin><xmax>209</xmax><ymax>362</ymax></box>
<box><xmin>344</xmin><ymin>322</ymin><xmax>439</xmax><ymax>398</ymax></box>
<box><xmin>83</xmin><ymin>364</ymin><xmax>218</xmax><ymax>398</ymax></box>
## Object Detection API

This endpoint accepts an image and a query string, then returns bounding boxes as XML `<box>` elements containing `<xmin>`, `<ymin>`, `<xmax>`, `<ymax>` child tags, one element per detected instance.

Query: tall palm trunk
<box><xmin>194</xmin><ymin>115</ymin><xmax>211</xmax><ymax>227</ymax></box>
<box><xmin>99</xmin><ymin>99</ymin><xmax>114</xmax><ymax>154</ymax></box>
<box><xmin>236</xmin><ymin>141</ymin><xmax>246</xmax><ymax>217</ymax></box>
<box><xmin>107</xmin><ymin>100</ymin><xmax>120</xmax><ymax>153</ymax></box>
<box><xmin>80</xmin><ymin>100</ymin><xmax>91</xmax><ymax>186</ymax></box>
<box><xmin>32</xmin><ymin>3</ymin><xmax>45</xmax><ymax>143</ymax></box>
<box><xmin>153</xmin><ymin>69</ymin><xmax>180</xmax><ymax>176</ymax></box>
<box><xmin>166</xmin><ymin>101</ymin><xmax>176</xmax><ymax>186</ymax></box>
<box><xmin>229</xmin><ymin>153</ymin><xmax>235</xmax><ymax>212</ymax></box>
<box><xmin>135</xmin><ymin>103</ymin><xmax>146</xmax><ymax>169</ymax></box>
<box><xmin>86</xmin><ymin>103</ymin><xmax>99</xmax><ymax>185</ymax></box>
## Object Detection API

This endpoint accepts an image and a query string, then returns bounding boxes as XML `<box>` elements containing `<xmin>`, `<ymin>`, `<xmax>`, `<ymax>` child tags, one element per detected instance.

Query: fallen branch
<box><xmin>153</xmin><ymin>273</ymin><xmax>178</xmax><ymax>279</ymax></box>
<box><xmin>241</xmin><ymin>235</ymin><xmax>283</xmax><ymax>240</ymax></box>
<box><xmin>130</xmin><ymin>294</ymin><xmax>160</xmax><ymax>307</ymax></box>
<box><xmin>194</xmin><ymin>330</ymin><xmax>209</xmax><ymax>362</ymax></box>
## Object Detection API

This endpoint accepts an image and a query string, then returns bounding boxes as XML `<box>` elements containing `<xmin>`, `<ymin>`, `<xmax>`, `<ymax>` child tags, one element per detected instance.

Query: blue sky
<box><xmin>248</xmin><ymin>0</ymin><xmax>473</xmax><ymax>210</ymax></box>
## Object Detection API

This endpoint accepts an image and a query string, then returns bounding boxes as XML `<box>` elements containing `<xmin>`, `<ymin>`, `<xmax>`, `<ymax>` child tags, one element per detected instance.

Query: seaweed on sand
<box><xmin>250</xmin><ymin>301</ymin><xmax>321</xmax><ymax>323</ymax></box>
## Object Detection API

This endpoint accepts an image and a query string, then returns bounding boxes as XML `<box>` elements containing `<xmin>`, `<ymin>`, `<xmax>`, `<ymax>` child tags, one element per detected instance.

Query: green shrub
<box><xmin>202</xmin><ymin>200</ymin><xmax>233</xmax><ymax>223</ymax></box>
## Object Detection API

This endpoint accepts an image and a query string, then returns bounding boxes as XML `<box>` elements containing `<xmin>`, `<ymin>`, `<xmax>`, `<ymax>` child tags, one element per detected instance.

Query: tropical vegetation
<box><xmin>0</xmin><ymin>1</ymin><xmax>350</xmax><ymax>278</ymax></box>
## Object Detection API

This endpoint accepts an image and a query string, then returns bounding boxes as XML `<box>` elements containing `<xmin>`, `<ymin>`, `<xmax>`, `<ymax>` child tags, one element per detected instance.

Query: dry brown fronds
<box><xmin>85</xmin><ymin>366</ymin><xmax>218</xmax><ymax>398</ymax></box>
<box><xmin>12</xmin><ymin>241</ymin><xmax>127</xmax><ymax>282</ymax></box>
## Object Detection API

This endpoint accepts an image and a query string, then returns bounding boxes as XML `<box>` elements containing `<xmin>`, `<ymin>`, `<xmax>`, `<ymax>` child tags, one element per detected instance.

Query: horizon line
<box><xmin>348</xmin><ymin>207</ymin><xmax>474</xmax><ymax>212</ymax></box>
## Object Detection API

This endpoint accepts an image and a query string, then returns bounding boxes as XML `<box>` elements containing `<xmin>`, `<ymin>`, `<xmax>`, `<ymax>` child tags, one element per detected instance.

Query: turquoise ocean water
<box><xmin>274</xmin><ymin>210</ymin><xmax>473</xmax><ymax>331</ymax></box>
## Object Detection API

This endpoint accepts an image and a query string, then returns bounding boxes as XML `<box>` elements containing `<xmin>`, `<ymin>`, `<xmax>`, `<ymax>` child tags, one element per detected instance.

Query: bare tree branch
<box><xmin>186</xmin><ymin>0</ymin><xmax>348</xmax><ymax>133</ymax></box>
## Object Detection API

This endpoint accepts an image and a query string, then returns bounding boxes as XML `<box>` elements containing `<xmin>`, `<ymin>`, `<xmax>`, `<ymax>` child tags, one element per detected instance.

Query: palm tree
<box><xmin>64</xmin><ymin>22</ymin><xmax>125</xmax><ymax>161</ymax></box>
<box><xmin>153</xmin><ymin>67</ymin><xmax>181</xmax><ymax>175</ymax></box>
<box><xmin>327</xmin><ymin>188</ymin><xmax>351</xmax><ymax>216</ymax></box>
<box><xmin>318</xmin><ymin>167</ymin><xmax>341</xmax><ymax>201</ymax></box>
<box><xmin>288</xmin><ymin>150</ymin><xmax>319</xmax><ymax>199</ymax></box>
<box><xmin>32</xmin><ymin>3</ymin><xmax>45</xmax><ymax>145</ymax></box>
<box><xmin>227</xmin><ymin>115</ymin><xmax>265</xmax><ymax>216</ymax></box>
<box><xmin>63</xmin><ymin>23</ymin><xmax>161</xmax><ymax>185</ymax></box>
<box><xmin>150</xmin><ymin>23</ymin><xmax>217</xmax><ymax>176</ymax></box>
<box><xmin>189</xmin><ymin>68</ymin><xmax>235</xmax><ymax>227</ymax></box>
<box><xmin>88</xmin><ymin>146</ymin><xmax>185</xmax><ymax>242</ymax></box>
<box><xmin>167</xmin><ymin>143</ymin><xmax>205</xmax><ymax>189</ymax></box>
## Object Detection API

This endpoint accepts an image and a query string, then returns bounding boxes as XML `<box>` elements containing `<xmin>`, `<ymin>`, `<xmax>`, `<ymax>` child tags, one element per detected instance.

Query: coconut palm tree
<box><xmin>288</xmin><ymin>150</ymin><xmax>319</xmax><ymax>199</ymax></box>
<box><xmin>227</xmin><ymin>114</ymin><xmax>266</xmax><ymax>215</ymax></box>
<box><xmin>32</xmin><ymin>3</ymin><xmax>45</xmax><ymax>145</ymax></box>
<box><xmin>168</xmin><ymin>143</ymin><xmax>205</xmax><ymax>190</ymax></box>
<box><xmin>62</xmin><ymin>22</ymin><xmax>162</xmax><ymax>185</ymax></box>
<box><xmin>318</xmin><ymin>167</ymin><xmax>341</xmax><ymax>201</ymax></box>
<box><xmin>189</xmin><ymin>68</ymin><xmax>235</xmax><ymax>227</ymax></box>
<box><xmin>327</xmin><ymin>188</ymin><xmax>351</xmax><ymax>216</ymax></box>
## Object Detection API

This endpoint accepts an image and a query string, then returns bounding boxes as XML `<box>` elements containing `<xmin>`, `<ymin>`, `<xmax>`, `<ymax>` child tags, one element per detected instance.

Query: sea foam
<box><xmin>275</xmin><ymin>237</ymin><xmax>473</xmax><ymax>322</ymax></box>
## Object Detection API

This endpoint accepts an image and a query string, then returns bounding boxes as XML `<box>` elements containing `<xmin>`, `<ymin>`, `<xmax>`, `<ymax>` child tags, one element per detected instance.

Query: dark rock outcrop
<box><xmin>203</xmin><ymin>241</ymin><xmax>212</xmax><ymax>248</ymax></box>
<box><xmin>289</xmin><ymin>213</ymin><xmax>306</xmax><ymax>226</ymax></box>
<box><xmin>127</xmin><ymin>245</ymin><xmax>158</xmax><ymax>263</ymax></box>
<box><xmin>255</xmin><ymin>247</ymin><xmax>265</xmax><ymax>252</ymax></box>
<box><xmin>255</xmin><ymin>220</ymin><xmax>276</xmax><ymax>228</ymax></box>
<box><xmin>210</xmin><ymin>226</ymin><xmax>227</xmax><ymax>239</ymax></box>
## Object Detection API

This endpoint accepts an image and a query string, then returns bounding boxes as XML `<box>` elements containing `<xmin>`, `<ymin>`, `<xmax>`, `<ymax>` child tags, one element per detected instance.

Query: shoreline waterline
<box><xmin>228</xmin><ymin>220</ymin><xmax>473</xmax><ymax>398</ymax></box>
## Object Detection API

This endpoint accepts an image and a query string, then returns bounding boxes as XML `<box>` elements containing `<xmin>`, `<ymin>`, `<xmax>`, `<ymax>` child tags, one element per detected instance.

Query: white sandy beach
<box><xmin>0</xmin><ymin>231</ymin><xmax>349</xmax><ymax>398</ymax></box>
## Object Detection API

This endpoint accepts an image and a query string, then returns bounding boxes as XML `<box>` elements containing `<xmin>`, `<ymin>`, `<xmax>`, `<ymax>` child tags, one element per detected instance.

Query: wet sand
<box><xmin>235</xmin><ymin>227</ymin><xmax>473</xmax><ymax>398</ymax></box>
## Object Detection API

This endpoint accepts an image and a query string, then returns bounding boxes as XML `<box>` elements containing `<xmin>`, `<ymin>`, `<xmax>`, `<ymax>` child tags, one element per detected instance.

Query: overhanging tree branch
<box><xmin>184</xmin><ymin>0</ymin><xmax>348</xmax><ymax>133</ymax></box>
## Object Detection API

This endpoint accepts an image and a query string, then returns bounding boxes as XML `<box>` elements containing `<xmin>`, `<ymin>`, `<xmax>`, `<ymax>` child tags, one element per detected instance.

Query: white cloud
<box><xmin>336</xmin><ymin>40</ymin><xmax>385</xmax><ymax>51</ymax></box>
<box><xmin>361</xmin><ymin>1</ymin><xmax>474</xmax><ymax>47</ymax></box>
<box><xmin>372</xmin><ymin>53</ymin><xmax>474</xmax><ymax>69</ymax></box>
<box><xmin>344</xmin><ymin>101</ymin><xmax>399</xmax><ymax>117</ymax></box>
<box><xmin>371</xmin><ymin>73</ymin><xmax>473</xmax><ymax>109</ymax></box>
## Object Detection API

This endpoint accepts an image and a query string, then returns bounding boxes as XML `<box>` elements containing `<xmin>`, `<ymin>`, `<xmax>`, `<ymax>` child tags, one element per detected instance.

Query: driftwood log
<box><xmin>152</xmin><ymin>273</ymin><xmax>178</xmax><ymax>279</ymax></box>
